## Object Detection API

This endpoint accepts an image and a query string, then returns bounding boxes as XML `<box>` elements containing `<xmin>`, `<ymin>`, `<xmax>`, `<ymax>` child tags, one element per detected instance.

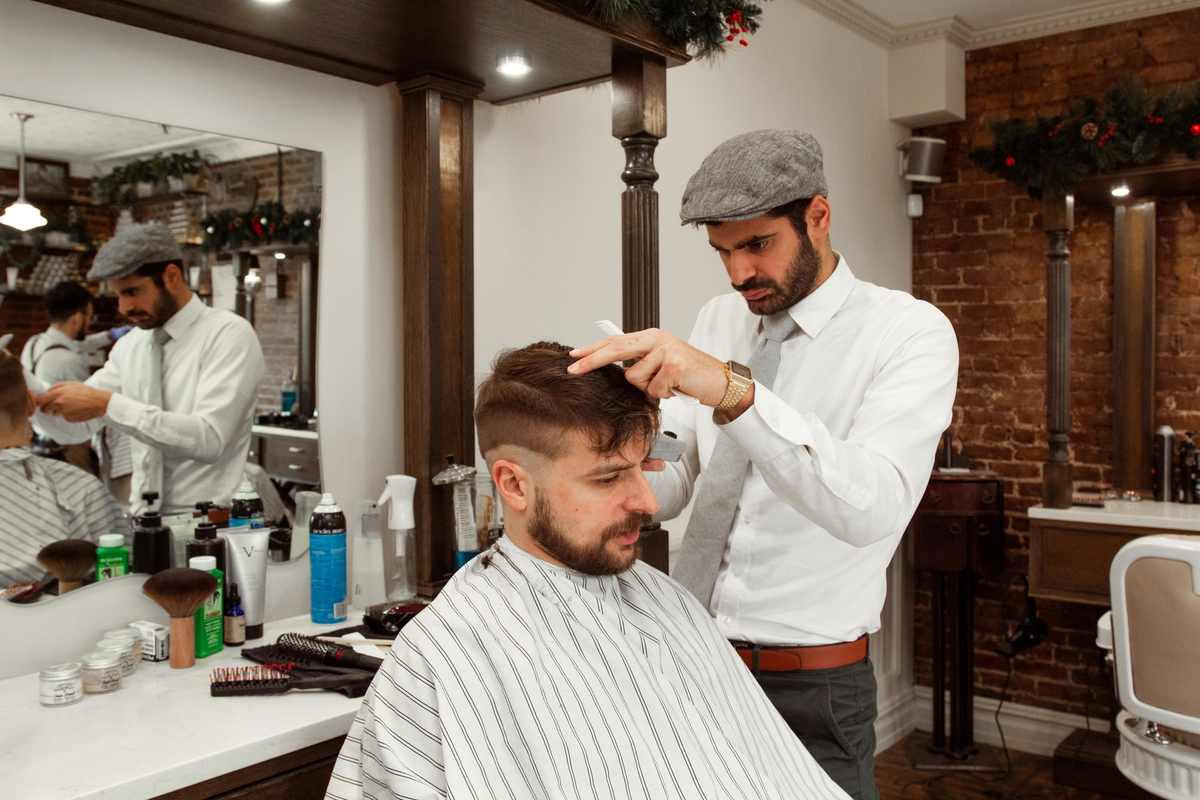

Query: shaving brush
<box><xmin>36</xmin><ymin>539</ymin><xmax>98</xmax><ymax>593</ymax></box>
<box><xmin>143</xmin><ymin>568</ymin><xmax>217</xmax><ymax>668</ymax></box>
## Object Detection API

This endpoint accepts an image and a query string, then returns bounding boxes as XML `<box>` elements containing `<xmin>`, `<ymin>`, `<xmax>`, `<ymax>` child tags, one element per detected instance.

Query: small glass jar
<box><xmin>101</xmin><ymin>628</ymin><xmax>142</xmax><ymax>672</ymax></box>
<box><xmin>96</xmin><ymin>639</ymin><xmax>136</xmax><ymax>678</ymax></box>
<box><xmin>81</xmin><ymin>651</ymin><xmax>122</xmax><ymax>694</ymax></box>
<box><xmin>39</xmin><ymin>662</ymin><xmax>83</xmax><ymax>706</ymax></box>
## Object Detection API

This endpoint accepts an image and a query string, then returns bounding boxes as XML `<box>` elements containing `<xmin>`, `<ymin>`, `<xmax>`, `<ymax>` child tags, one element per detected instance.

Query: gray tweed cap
<box><xmin>680</xmin><ymin>130</ymin><xmax>828</xmax><ymax>225</ymax></box>
<box><xmin>87</xmin><ymin>221</ymin><xmax>183</xmax><ymax>281</ymax></box>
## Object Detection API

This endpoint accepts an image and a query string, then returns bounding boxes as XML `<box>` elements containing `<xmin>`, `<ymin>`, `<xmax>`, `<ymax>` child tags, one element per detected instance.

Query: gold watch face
<box><xmin>727</xmin><ymin>361</ymin><xmax>752</xmax><ymax>381</ymax></box>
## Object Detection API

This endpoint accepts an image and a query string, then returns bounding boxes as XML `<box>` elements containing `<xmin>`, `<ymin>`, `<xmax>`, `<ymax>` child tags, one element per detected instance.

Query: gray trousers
<box><xmin>754</xmin><ymin>657</ymin><xmax>879</xmax><ymax>800</ymax></box>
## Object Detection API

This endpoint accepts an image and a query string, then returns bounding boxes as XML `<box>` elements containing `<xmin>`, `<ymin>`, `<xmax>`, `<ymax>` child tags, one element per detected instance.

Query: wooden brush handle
<box><xmin>59</xmin><ymin>579</ymin><xmax>83</xmax><ymax>593</ymax></box>
<box><xmin>169</xmin><ymin>616</ymin><xmax>196</xmax><ymax>669</ymax></box>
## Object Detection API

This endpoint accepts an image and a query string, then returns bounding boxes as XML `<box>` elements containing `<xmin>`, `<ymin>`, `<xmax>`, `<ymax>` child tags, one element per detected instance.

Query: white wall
<box><xmin>0</xmin><ymin>0</ymin><xmax>404</xmax><ymax>575</ymax></box>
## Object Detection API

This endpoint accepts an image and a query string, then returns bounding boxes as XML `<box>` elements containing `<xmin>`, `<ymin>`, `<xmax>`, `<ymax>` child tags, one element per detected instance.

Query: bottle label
<box><xmin>97</xmin><ymin>552</ymin><xmax>128</xmax><ymax>581</ymax></box>
<box><xmin>194</xmin><ymin>572</ymin><xmax>224</xmax><ymax>658</ymax></box>
<box><xmin>310</xmin><ymin>529</ymin><xmax>347</xmax><ymax>624</ymax></box>
<box><xmin>224</xmin><ymin>614</ymin><xmax>246</xmax><ymax>646</ymax></box>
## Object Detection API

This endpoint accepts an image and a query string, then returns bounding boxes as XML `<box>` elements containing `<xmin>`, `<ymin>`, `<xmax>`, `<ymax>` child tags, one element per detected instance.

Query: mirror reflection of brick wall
<box><xmin>910</xmin><ymin>10</ymin><xmax>1200</xmax><ymax>721</ymax></box>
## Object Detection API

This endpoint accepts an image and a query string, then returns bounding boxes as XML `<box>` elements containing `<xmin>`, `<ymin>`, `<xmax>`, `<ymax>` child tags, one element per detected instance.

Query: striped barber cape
<box><xmin>0</xmin><ymin>447</ymin><xmax>125</xmax><ymax>587</ymax></box>
<box><xmin>326</xmin><ymin>537</ymin><xmax>849</xmax><ymax>800</ymax></box>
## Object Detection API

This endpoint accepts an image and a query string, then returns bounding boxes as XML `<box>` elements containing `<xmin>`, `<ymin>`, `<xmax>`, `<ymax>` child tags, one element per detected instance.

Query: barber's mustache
<box><xmin>602</xmin><ymin>513</ymin><xmax>652</xmax><ymax>540</ymax></box>
<box><xmin>732</xmin><ymin>277</ymin><xmax>777</xmax><ymax>293</ymax></box>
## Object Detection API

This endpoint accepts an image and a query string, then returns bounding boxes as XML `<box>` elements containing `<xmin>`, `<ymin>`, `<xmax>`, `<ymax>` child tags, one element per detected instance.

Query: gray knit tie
<box><xmin>673</xmin><ymin>311</ymin><xmax>798</xmax><ymax>609</ymax></box>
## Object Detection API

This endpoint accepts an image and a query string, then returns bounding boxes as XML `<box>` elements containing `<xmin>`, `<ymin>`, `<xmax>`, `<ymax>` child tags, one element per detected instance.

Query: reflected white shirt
<box><xmin>31</xmin><ymin>296</ymin><xmax>265</xmax><ymax>515</ymax></box>
<box><xmin>19</xmin><ymin>326</ymin><xmax>110</xmax><ymax>385</ymax></box>
<box><xmin>648</xmin><ymin>257</ymin><xmax>958</xmax><ymax>645</ymax></box>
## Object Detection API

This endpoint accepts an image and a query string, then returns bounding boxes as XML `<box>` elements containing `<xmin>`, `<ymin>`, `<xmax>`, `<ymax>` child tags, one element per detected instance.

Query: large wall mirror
<box><xmin>0</xmin><ymin>95</ymin><xmax>324</xmax><ymax>603</ymax></box>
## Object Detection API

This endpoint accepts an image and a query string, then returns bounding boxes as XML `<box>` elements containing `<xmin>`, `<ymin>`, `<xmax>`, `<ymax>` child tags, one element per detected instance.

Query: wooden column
<box><xmin>612</xmin><ymin>47</ymin><xmax>669</xmax><ymax>570</ymax></box>
<box><xmin>397</xmin><ymin>75</ymin><xmax>481</xmax><ymax>596</ymax></box>
<box><xmin>612</xmin><ymin>47</ymin><xmax>666</xmax><ymax>332</ymax></box>
<box><xmin>1043</xmin><ymin>195</ymin><xmax>1074</xmax><ymax>508</ymax></box>
<box><xmin>1113</xmin><ymin>201</ymin><xmax>1156</xmax><ymax>493</ymax></box>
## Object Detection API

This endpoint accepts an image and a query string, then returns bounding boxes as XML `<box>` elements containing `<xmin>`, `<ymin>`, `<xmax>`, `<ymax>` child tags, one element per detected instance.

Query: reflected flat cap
<box><xmin>680</xmin><ymin>130</ymin><xmax>828</xmax><ymax>225</ymax></box>
<box><xmin>87</xmin><ymin>221</ymin><xmax>183</xmax><ymax>281</ymax></box>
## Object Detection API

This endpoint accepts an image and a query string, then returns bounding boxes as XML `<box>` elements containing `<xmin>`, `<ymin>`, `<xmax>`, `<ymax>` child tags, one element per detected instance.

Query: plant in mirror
<box><xmin>0</xmin><ymin>94</ymin><xmax>325</xmax><ymax>606</ymax></box>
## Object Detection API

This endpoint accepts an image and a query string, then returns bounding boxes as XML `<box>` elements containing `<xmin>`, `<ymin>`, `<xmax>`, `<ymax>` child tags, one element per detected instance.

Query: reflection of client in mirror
<box><xmin>0</xmin><ymin>349</ymin><xmax>123</xmax><ymax>590</ymax></box>
<box><xmin>29</xmin><ymin>221</ymin><xmax>266</xmax><ymax>517</ymax></box>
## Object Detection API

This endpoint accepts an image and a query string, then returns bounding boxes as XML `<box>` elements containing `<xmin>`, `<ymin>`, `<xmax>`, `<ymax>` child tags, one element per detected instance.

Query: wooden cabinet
<box><xmin>151</xmin><ymin>737</ymin><xmax>343</xmax><ymax>800</ymax></box>
<box><xmin>253</xmin><ymin>428</ymin><xmax>321</xmax><ymax>486</ymax></box>
<box><xmin>911</xmin><ymin>471</ymin><xmax>1004</xmax><ymax>576</ymax></box>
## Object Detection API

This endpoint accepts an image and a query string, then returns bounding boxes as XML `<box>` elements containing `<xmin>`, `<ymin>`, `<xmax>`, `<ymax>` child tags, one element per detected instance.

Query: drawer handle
<box><xmin>287</xmin><ymin>464</ymin><xmax>305</xmax><ymax>471</ymax></box>
<box><xmin>287</xmin><ymin>446</ymin><xmax>305</xmax><ymax>454</ymax></box>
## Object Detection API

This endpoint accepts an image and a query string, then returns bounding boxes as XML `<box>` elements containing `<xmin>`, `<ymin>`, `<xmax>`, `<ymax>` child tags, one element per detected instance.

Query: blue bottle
<box><xmin>309</xmin><ymin>493</ymin><xmax>347</xmax><ymax>623</ymax></box>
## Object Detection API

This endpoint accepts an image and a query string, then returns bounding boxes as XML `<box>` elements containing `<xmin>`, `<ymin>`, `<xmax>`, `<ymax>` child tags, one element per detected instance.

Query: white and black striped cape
<box><xmin>326</xmin><ymin>538</ymin><xmax>849</xmax><ymax>800</ymax></box>
<box><xmin>0</xmin><ymin>448</ymin><xmax>125</xmax><ymax>587</ymax></box>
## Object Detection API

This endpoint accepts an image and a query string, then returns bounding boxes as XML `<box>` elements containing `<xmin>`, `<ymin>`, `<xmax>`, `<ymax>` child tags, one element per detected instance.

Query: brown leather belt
<box><xmin>732</xmin><ymin>635</ymin><xmax>868</xmax><ymax>672</ymax></box>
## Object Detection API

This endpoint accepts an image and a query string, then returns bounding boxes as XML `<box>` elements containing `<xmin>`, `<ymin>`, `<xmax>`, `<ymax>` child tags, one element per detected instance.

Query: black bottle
<box><xmin>131</xmin><ymin>508</ymin><xmax>173</xmax><ymax>574</ymax></box>
<box><xmin>186</xmin><ymin>522</ymin><xmax>228</xmax><ymax>595</ymax></box>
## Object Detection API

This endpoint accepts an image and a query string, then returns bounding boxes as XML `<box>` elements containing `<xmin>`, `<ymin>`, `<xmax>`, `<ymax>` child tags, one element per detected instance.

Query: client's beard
<box><xmin>528</xmin><ymin>492</ymin><xmax>648</xmax><ymax>575</ymax></box>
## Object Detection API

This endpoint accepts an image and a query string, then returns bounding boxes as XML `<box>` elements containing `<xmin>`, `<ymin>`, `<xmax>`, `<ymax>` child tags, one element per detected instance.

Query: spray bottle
<box><xmin>376</xmin><ymin>474</ymin><xmax>417</xmax><ymax>600</ymax></box>
<box><xmin>433</xmin><ymin>457</ymin><xmax>478</xmax><ymax>570</ymax></box>
<box><xmin>352</xmin><ymin>500</ymin><xmax>388</xmax><ymax>609</ymax></box>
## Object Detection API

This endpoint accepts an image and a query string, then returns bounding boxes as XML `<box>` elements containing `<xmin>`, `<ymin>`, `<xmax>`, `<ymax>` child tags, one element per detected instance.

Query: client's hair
<box><xmin>0</xmin><ymin>349</ymin><xmax>28</xmax><ymax>428</ymax></box>
<box><xmin>475</xmin><ymin>341</ymin><xmax>659</xmax><ymax>460</ymax></box>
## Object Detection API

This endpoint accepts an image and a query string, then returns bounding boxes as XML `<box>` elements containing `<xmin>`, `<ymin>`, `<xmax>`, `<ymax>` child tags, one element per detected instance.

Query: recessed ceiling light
<box><xmin>1110</xmin><ymin>183</ymin><xmax>1131</xmax><ymax>198</ymax></box>
<box><xmin>274</xmin><ymin>251</ymin><xmax>287</xmax><ymax>260</ymax></box>
<box><xmin>253</xmin><ymin>0</ymin><xmax>291</xmax><ymax>5</ymax></box>
<box><xmin>497</xmin><ymin>50</ymin><xmax>531</xmax><ymax>78</ymax></box>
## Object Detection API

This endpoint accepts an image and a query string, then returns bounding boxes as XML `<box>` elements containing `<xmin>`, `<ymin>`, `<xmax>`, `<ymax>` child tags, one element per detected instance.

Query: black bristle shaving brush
<box><xmin>36</xmin><ymin>539</ymin><xmax>98</xmax><ymax>593</ymax></box>
<box><xmin>143</xmin><ymin>568</ymin><xmax>217</xmax><ymax>668</ymax></box>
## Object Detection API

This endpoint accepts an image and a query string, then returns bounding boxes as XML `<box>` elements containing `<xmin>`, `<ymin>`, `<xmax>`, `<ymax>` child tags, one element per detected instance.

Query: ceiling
<box><xmin>0</xmin><ymin>95</ymin><xmax>290</xmax><ymax>176</ymax></box>
<box><xmin>802</xmin><ymin>0</ymin><xmax>1200</xmax><ymax>48</ymax></box>
<box><xmin>34</xmin><ymin>0</ymin><xmax>688</xmax><ymax>104</ymax></box>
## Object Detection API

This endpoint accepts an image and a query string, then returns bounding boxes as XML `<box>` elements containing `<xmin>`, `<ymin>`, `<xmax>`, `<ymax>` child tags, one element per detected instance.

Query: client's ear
<box><xmin>492</xmin><ymin>458</ymin><xmax>532</xmax><ymax>513</ymax></box>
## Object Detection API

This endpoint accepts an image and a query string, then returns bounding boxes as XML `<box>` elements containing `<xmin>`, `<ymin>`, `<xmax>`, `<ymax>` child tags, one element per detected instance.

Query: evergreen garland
<box><xmin>970</xmin><ymin>79</ymin><xmax>1200</xmax><ymax>198</ymax></box>
<box><xmin>201</xmin><ymin>204</ymin><xmax>320</xmax><ymax>252</ymax></box>
<box><xmin>573</xmin><ymin>0</ymin><xmax>766</xmax><ymax>57</ymax></box>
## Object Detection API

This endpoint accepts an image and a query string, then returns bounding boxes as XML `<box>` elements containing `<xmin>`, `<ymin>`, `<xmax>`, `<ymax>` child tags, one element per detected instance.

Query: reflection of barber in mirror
<box><xmin>19</xmin><ymin>281</ymin><xmax>133</xmax><ymax>502</ymax></box>
<box><xmin>0</xmin><ymin>349</ymin><xmax>123</xmax><ymax>591</ymax></box>
<box><xmin>568</xmin><ymin>131</ymin><xmax>960</xmax><ymax>800</ymax></box>
<box><xmin>30</xmin><ymin>221</ymin><xmax>265</xmax><ymax>516</ymax></box>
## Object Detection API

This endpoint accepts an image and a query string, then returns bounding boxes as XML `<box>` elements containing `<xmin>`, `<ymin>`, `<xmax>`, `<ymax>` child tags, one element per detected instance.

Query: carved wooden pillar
<box><xmin>397</xmin><ymin>75</ymin><xmax>482</xmax><ymax>596</ymax></box>
<box><xmin>612</xmin><ymin>47</ymin><xmax>669</xmax><ymax>570</ymax></box>
<box><xmin>1043</xmin><ymin>195</ymin><xmax>1074</xmax><ymax>508</ymax></box>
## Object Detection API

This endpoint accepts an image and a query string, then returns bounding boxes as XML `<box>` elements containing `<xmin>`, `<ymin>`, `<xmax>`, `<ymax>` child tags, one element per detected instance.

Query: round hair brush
<box><xmin>275</xmin><ymin>632</ymin><xmax>384</xmax><ymax>672</ymax></box>
<box><xmin>143</xmin><ymin>568</ymin><xmax>217</xmax><ymax>669</ymax></box>
<box><xmin>36</xmin><ymin>539</ymin><xmax>98</xmax><ymax>593</ymax></box>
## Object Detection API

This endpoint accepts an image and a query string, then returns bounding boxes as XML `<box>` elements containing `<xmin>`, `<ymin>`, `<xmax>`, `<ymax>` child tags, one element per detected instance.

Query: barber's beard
<box><xmin>528</xmin><ymin>492</ymin><xmax>649</xmax><ymax>576</ymax></box>
<box><xmin>735</xmin><ymin>231</ymin><xmax>822</xmax><ymax>316</ymax></box>
<box><xmin>127</xmin><ymin>289</ymin><xmax>179</xmax><ymax>330</ymax></box>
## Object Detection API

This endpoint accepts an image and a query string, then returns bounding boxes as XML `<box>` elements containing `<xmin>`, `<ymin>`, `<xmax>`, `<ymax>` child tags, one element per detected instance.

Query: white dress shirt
<box><xmin>32</xmin><ymin>296</ymin><xmax>265</xmax><ymax>515</ymax></box>
<box><xmin>19</xmin><ymin>326</ymin><xmax>110</xmax><ymax>385</ymax></box>
<box><xmin>326</xmin><ymin>538</ymin><xmax>849</xmax><ymax>800</ymax></box>
<box><xmin>648</xmin><ymin>257</ymin><xmax>959</xmax><ymax>645</ymax></box>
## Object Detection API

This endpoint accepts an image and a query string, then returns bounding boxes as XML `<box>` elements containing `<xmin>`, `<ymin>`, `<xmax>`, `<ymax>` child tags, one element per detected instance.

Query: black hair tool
<box><xmin>209</xmin><ymin>665</ymin><xmax>373</xmax><ymax>697</ymax></box>
<box><xmin>275</xmin><ymin>632</ymin><xmax>384</xmax><ymax>672</ymax></box>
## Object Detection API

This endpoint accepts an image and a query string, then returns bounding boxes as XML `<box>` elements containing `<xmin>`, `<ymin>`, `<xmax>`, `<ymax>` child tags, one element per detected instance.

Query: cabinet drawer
<box><xmin>259</xmin><ymin>438</ymin><xmax>320</xmax><ymax>484</ymax></box>
<box><xmin>918</xmin><ymin>480</ymin><xmax>1001</xmax><ymax>513</ymax></box>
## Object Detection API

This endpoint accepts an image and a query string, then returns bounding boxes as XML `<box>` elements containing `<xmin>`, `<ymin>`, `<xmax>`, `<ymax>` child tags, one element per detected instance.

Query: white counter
<box><xmin>1</xmin><ymin>613</ymin><xmax>366</xmax><ymax>799</ymax></box>
<box><xmin>253</xmin><ymin>424</ymin><xmax>319</xmax><ymax>441</ymax></box>
<box><xmin>1029</xmin><ymin>499</ymin><xmax>1200</xmax><ymax>532</ymax></box>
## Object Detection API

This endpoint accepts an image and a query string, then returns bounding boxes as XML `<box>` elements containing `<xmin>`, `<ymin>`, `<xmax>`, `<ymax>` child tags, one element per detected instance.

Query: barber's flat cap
<box><xmin>680</xmin><ymin>130</ymin><xmax>828</xmax><ymax>225</ymax></box>
<box><xmin>87</xmin><ymin>221</ymin><xmax>183</xmax><ymax>281</ymax></box>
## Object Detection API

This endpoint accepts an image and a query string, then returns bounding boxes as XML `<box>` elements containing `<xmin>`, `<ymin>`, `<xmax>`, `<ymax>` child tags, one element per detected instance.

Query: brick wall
<box><xmin>912</xmin><ymin>9</ymin><xmax>1200</xmax><ymax>718</ymax></box>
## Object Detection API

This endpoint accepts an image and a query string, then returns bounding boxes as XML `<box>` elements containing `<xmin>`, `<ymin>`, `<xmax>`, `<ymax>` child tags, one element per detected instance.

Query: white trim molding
<box><xmin>913</xmin><ymin>685</ymin><xmax>1111</xmax><ymax>758</ymax></box>
<box><xmin>800</xmin><ymin>0</ymin><xmax>1200</xmax><ymax>50</ymax></box>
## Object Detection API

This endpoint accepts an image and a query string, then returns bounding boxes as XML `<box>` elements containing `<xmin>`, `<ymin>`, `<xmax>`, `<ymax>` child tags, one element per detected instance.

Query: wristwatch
<box><xmin>715</xmin><ymin>360</ymin><xmax>753</xmax><ymax>413</ymax></box>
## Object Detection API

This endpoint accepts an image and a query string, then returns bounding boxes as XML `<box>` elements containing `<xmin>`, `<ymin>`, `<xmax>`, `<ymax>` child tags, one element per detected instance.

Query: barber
<box><xmin>31</xmin><ymin>221</ymin><xmax>265</xmax><ymax>515</ymax></box>
<box><xmin>569</xmin><ymin>130</ymin><xmax>959</xmax><ymax>800</ymax></box>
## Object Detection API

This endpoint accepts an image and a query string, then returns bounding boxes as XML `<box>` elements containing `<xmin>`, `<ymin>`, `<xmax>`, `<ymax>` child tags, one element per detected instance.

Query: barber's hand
<box><xmin>108</xmin><ymin>325</ymin><xmax>132</xmax><ymax>342</ymax></box>
<box><xmin>641</xmin><ymin>458</ymin><xmax>666</xmax><ymax>473</ymax></box>
<box><xmin>568</xmin><ymin>328</ymin><xmax>729</xmax><ymax>405</ymax></box>
<box><xmin>36</xmin><ymin>382</ymin><xmax>112</xmax><ymax>422</ymax></box>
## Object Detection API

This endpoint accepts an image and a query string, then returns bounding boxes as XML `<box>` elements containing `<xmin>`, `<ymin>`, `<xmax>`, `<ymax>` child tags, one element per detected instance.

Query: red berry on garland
<box><xmin>740</xmin><ymin>39</ymin><xmax>748</xmax><ymax>46</ymax></box>
<box><xmin>1004</xmin><ymin>155</ymin><xmax>1016</xmax><ymax>167</ymax></box>
<box><xmin>726</xmin><ymin>34</ymin><xmax>735</xmax><ymax>41</ymax></box>
<box><xmin>1191</xmin><ymin>123</ymin><xmax>1200</xmax><ymax>136</ymax></box>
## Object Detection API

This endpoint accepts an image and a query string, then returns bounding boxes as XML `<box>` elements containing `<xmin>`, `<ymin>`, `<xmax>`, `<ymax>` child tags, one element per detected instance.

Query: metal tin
<box><xmin>38</xmin><ymin>662</ymin><xmax>83</xmax><ymax>706</ymax></box>
<box><xmin>101</xmin><ymin>628</ymin><xmax>141</xmax><ymax>672</ymax></box>
<box><xmin>96</xmin><ymin>638</ymin><xmax>136</xmax><ymax>677</ymax></box>
<box><xmin>80</xmin><ymin>651</ymin><xmax>122</xmax><ymax>693</ymax></box>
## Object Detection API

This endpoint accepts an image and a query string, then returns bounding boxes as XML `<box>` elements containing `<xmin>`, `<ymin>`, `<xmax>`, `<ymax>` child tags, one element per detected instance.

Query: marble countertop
<box><xmin>252</xmin><ymin>424</ymin><xmax>319</xmax><ymax>441</ymax></box>
<box><xmin>1029</xmin><ymin>499</ymin><xmax>1200</xmax><ymax>531</ymax></box>
<box><xmin>0</xmin><ymin>614</ymin><xmax>367</xmax><ymax>799</ymax></box>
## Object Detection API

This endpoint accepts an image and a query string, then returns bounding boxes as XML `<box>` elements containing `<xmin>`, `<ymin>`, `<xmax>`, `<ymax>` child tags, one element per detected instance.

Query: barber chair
<box><xmin>1098</xmin><ymin>535</ymin><xmax>1200</xmax><ymax>799</ymax></box>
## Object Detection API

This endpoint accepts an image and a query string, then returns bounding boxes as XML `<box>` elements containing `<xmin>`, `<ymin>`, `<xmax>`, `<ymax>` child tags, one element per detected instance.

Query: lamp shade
<box><xmin>0</xmin><ymin>200</ymin><xmax>47</xmax><ymax>232</ymax></box>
